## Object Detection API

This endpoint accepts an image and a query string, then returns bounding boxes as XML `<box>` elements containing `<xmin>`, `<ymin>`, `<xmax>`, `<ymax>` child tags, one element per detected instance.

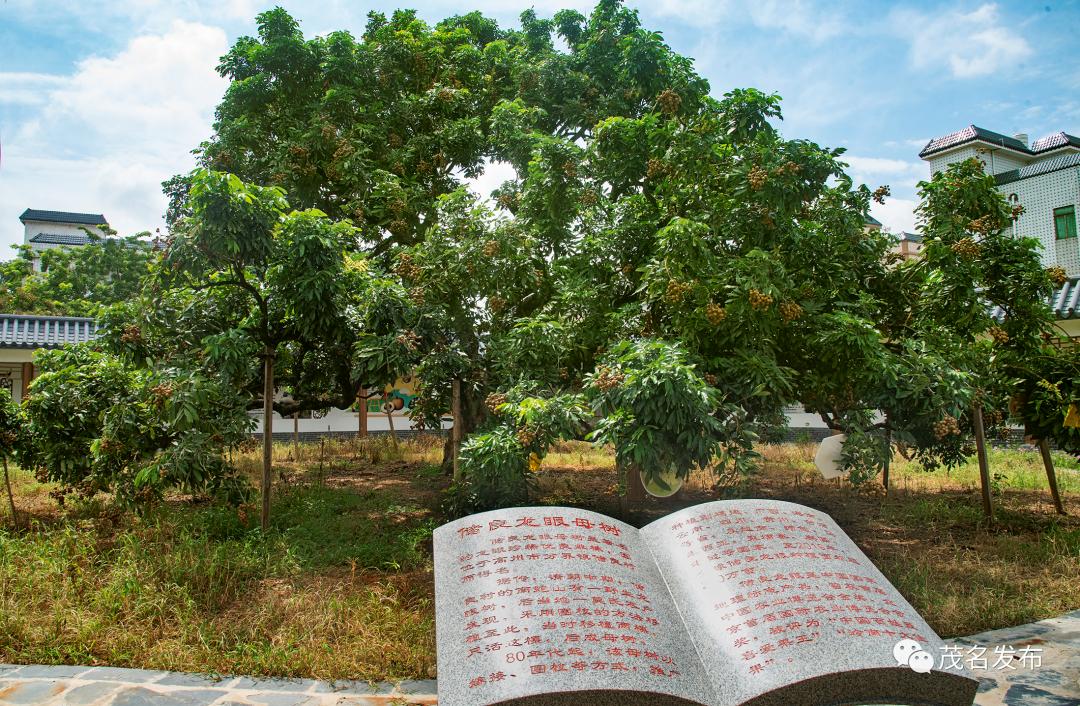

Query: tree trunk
<box><xmin>452</xmin><ymin>379</ymin><xmax>462</xmax><ymax>483</ymax></box>
<box><xmin>262</xmin><ymin>346</ymin><xmax>275</xmax><ymax>531</ymax></box>
<box><xmin>441</xmin><ymin>381</ymin><xmax>484</xmax><ymax>475</ymax></box>
<box><xmin>972</xmin><ymin>403</ymin><xmax>993</xmax><ymax>523</ymax></box>
<box><xmin>3</xmin><ymin>456</ymin><xmax>19</xmax><ymax>530</ymax></box>
<box><xmin>1038</xmin><ymin>438</ymin><xmax>1066</xmax><ymax>515</ymax></box>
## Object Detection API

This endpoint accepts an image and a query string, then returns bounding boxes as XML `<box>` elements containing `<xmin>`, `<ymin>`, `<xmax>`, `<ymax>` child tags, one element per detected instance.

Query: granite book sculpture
<box><xmin>434</xmin><ymin>499</ymin><xmax>979</xmax><ymax>706</ymax></box>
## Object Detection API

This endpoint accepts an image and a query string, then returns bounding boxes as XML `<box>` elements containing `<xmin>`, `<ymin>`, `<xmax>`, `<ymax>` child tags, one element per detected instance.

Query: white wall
<box><xmin>1002</xmin><ymin>166</ymin><xmax>1080</xmax><ymax>274</ymax></box>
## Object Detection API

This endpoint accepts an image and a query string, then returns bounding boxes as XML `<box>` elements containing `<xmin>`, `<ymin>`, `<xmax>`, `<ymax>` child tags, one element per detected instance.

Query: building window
<box><xmin>1055</xmin><ymin>206</ymin><xmax>1077</xmax><ymax>240</ymax></box>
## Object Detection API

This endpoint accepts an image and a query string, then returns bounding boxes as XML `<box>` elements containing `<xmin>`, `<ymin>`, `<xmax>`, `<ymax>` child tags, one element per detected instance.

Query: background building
<box><xmin>19</xmin><ymin>209</ymin><xmax>109</xmax><ymax>269</ymax></box>
<box><xmin>920</xmin><ymin>125</ymin><xmax>1080</xmax><ymax>337</ymax></box>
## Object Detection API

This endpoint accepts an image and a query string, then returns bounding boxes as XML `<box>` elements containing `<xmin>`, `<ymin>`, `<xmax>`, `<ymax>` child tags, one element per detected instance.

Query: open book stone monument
<box><xmin>433</xmin><ymin>499</ymin><xmax>979</xmax><ymax>706</ymax></box>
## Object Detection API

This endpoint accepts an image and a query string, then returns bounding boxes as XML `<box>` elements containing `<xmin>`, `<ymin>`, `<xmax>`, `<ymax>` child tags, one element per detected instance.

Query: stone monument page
<box><xmin>434</xmin><ymin>500</ymin><xmax>979</xmax><ymax>706</ymax></box>
<box><xmin>433</xmin><ymin>507</ymin><xmax>715</xmax><ymax>706</ymax></box>
<box><xmin>639</xmin><ymin>499</ymin><xmax>980</xmax><ymax>706</ymax></box>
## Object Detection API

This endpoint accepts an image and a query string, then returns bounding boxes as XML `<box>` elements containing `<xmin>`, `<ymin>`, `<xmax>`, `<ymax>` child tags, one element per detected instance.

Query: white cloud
<box><xmin>842</xmin><ymin>156</ymin><xmax>922</xmax><ymax>176</ymax></box>
<box><xmin>0</xmin><ymin>73</ymin><xmax>69</xmax><ymax>106</ymax></box>
<box><xmin>747</xmin><ymin>0</ymin><xmax>845</xmax><ymax>41</ymax></box>
<box><xmin>871</xmin><ymin>197</ymin><xmax>918</xmax><ymax>235</ymax></box>
<box><xmin>0</xmin><ymin>21</ymin><xmax>228</xmax><ymax>247</ymax></box>
<box><xmin>894</xmin><ymin>3</ymin><xmax>1032</xmax><ymax>78</ymax></box>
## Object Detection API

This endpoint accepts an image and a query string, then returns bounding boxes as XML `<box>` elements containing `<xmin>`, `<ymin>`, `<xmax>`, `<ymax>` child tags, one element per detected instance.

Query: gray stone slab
<box><xmin>7</xmin><ymin>664</ymin><xmax>90</xmax><ymax>679</ymax></box>
<box><xmin>396</xmin><ymin>679</ymin><xmax>438</xmax><ymax>695</ymax></box>
<box><xmin>244</xmin><ymin>693</ymin><xmax>324</xmax><ymax>706</ymax></box>
<box><xmin>230</xmin><ymin>676</ymin><xmax>319</xmax><ymax>692</ymax></box>
<box><xmin>61</xmin><ymin>681</ymin><xmax>123</xmax><ymax>705</ymax></box>
<box><xmin>78</xmin><ymin>666</ymin><xmax>166</xmax><ymax>682</ymax></box>
<box><xmin>320</xmin><ymin>679</ymin><xmax>373</xmax><ymax>694</ymax></box>
<box><xmin>1000</xmin><ymin>683</ymin><xmax>1079</xmax><ymax>705</ymax></box>
<box><xmin>110</xmin><ymin>686</ymin><xmax>226</xmax><ymax>706</ymax></box>
<box><xmin>0</xmin><ymin>666</ymin><xmax>21</xmax><ymax>678</ymax></box>
<box><xmin>0</xmin><ymin>679</ymin><xmax>70</xmax><ymax>704</ymax></box>
<box><xmin>155</xmin><ymin>671</ymin><xmax>236</xmax><ymax>688</ymax></box>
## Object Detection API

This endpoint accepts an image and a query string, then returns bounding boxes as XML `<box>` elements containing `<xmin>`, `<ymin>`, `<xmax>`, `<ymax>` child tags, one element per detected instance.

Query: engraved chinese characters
<box><xmin>640</xmin><ymin>499</ymin><xmax>979</xmax><ymax>706</ymax></box>
<box><xmin>434</xmin><ymin>508</ymin><xmax>714</xmax><ymax>706</ymax></box>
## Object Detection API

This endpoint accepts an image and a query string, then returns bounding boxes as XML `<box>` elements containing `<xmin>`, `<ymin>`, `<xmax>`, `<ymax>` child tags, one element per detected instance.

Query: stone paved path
<box><xmin>958</xmin><ymin>608</ymin><xmax>1080</xmax><ymax>705</ymax></box>
<box><xmin>0</xmin><ymin>668</ymin><xmax>436</xmax><ymax>706</ymax></box>
<box><xmin>2</xmin><ymin>610</ymin><xmax>1077</xmax><ymax>705</ymax></box>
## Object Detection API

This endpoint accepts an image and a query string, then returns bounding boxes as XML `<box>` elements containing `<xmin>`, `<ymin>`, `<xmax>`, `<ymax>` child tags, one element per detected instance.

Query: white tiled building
<box><xmin>920</xmin><ymin>125</ymin><xmax>1080</xmax><ymax>336</ymax></box>
<box><xmin>920</xmin><ymin>127</ymin><xmax>1080</xmax><ymax>270</ymax></box>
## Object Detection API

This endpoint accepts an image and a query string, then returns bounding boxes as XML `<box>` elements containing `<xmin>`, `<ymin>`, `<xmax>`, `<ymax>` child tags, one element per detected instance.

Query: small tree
<box><xmin>20</xmin><ymin>345</ymin><xmax>253</xmax><ymax>506</ymax></box>
<box><xmin>0</xmin><ymin>389</ymin><xmax>23</xmax><ymax>528</ymax></box>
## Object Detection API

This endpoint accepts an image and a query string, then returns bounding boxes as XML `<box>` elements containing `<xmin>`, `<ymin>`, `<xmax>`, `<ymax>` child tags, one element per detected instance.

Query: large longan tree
<box><xmin>161</xmin><ymin>1</ymin><xmax>1063</xmax><ymax>512</ymax></box>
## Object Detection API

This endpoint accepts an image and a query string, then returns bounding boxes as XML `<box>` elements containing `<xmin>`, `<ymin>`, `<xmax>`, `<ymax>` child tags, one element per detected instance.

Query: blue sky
<box><xmin>1</xmin><ymin>0</ymin><xmax>1078</xmax><ymax>250</ymax></box>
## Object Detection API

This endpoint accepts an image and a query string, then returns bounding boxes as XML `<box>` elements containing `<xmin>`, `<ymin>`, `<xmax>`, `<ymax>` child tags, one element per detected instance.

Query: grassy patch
<box><xmin>0</xmin><ymin>477</ymin><xmax>436</xmax><ymax>680</ymax></box>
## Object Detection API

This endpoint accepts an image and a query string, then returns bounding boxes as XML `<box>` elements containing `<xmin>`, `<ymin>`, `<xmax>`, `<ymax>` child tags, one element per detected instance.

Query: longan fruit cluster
<box><xmin>482</xmin><ymin>240</ymin><xmax>500</xmax><ymax>257</ymax></box>
<box><xmin>933</xmin><ymin>415</ymin><xmax>961</xmax><ymax>440</ymax></box>
<box><xmin>749</xmin><ymin>289</ymin><xmax>773</xmax><ymax>310</ymax></box>
<box><xmin>988</xmin><ymin>326</ymin><xmax>1010</xmax><ymax>345</ymax></box>
<box><xmin>592</xmin><ymin>366</ymin><xmax>625</xmax><ymax>392</ymax></box>
<box><xmin>951</xmin><ymin>237</ymin><xmax>980</xmax><ymax>258</ymax></box>
<box><xmin>967</xmin><ymin>215</ymin><xmax>997</xmax><ymax>235</ymax></box>
<box><xmin>748</xmin><ymin>166</ymin><xmax>768</xmax><ymax>191</ymax></box>
<box><xmin>485</xmin><ymin>392</ymin><xmax>508</xmax><ymax>414</ymax></box>
<box><xmin>120</xmin><ymin>324</ymin><xmax>143</xmax><ymax>344</ymax></box>
<box><xmin>705</xmin><ymin>303</ymin><xmax>727</xmax><ymax>325</ymax></box>
<box><xmin>664</xmin><ymin>280</ymin><xmax>693</xmax><ymax>304</ymax></box>
<box><xmin>779</xmin><ymin>301</ymin><xmax>803</xmax><ymax>322</ymax></box>
<box><xmin>656</xmin><ymin>88</ymin><xmax>682</xmax><ymax>115</ymax></box>
<box><xmin>395</xmin><ymin>330</ymin><xmax>421</xmax><ymax>351</ymax></box>
<box><xmin>1047</xmin><ymin>266</ymin><xmax>1067</xmax><ymax>287</ymax></box>
<box><xmin>395</xmin><ymin>253</ymin><xmax>421</xmax><ymax>281</ymax></box>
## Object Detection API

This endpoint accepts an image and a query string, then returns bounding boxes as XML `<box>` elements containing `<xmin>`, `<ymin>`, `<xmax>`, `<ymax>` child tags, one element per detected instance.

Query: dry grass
<box><xmin>1</xmin><ymin>437</ymin><xmax>1077</xmax><ymax>680</ymax></box>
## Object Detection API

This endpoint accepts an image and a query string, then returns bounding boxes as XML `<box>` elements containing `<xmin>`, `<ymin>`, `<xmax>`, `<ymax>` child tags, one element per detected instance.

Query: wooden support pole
<box><xmin>452</xmin><ymin>379</ymin><xmax>462</xmax><ymax>483</ymax></box>
<box><xmin>261</xmin><ymin>347</ymin><xmax>275</xmax><ymax>531</ymax></box>
<box><xmin>292</xmin><ymin>413</ymin><xmax>299</xmax><ymax>458</ymax></box>
<box><xmin>882</xmin><ymin>427</ymin><xmax>892</xmax><ymax>494</ymax></box>
<box><xmin>20</xmin><ymin>362</ymin><xmax>33</xmax><ymax>401</ymax></box>
<box><xmin>972</xmin><ymin>403</ymin><xmax>993</xmax><ymax>523</ymax></box>
<box><xmin>1038</xmin><ymin>438</ymin><xmax>1067</xmax><ymax>515</ymax></box>
<box><xmin>385</xmin><ymin>393</ymin><xmax>398</xmax><ymax>449</ymax></box>
<box><xmin>358</xmin><ymin>388</ymin><xmax>368</xmax><ymax>439</ymax></box>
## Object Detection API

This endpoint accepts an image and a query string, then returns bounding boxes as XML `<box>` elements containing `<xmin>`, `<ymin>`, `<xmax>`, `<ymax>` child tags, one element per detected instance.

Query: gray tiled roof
<box><xmin>920</xmin><ymin>126</ymin><xmax>1080</xmax><ymax>159</ymax></box>
<box><xmin>0</xmin><ymin>314</ymin><xmax>99</xmax><ymax>349</ymax></box>
<box><xmin>864</xmin><ymin>214</ymin><xmax>882</xmax><ymax>227</ymax></box>
<box><xmin>19</xmin><ymin>209</ymin><xmax>108</xmax><ymax>226</ymax></box>
<box><xmin>899</xmin><ymin>231</ymin><xmax>923</xmax><ymax>243</ymax></box>
<box><xmin>29</xmin><ymin>232</ymin><xmax>93</xmax><ymax>246</ymax></box>
<box><xmin>991</xmin><ymin>277</ymin><xmax>1080</xmax><ymax>322</ymax></box>
<box><xmin>994</xmin><ymin>153</ymin><xmax>1080</xmax><ymax>186</ymax></box>
<box><xmin>919</xmin><ymin>126</ymin><xmax>1029</xmax><ymax>158</ymax></box>
<box><xmin>1030</xmin><ymin>132</ymin><xmax>1080</xmax><ymax>153</ymax></box>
